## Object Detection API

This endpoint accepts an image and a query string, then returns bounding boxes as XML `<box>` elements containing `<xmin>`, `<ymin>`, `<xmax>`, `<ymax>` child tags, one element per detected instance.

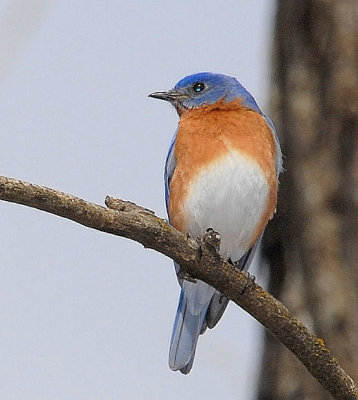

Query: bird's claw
<box><xmin>202</xmin><ymin>228</ymin><xmax>221</xmax><ymax>251</ymax></box>
<box><xmin>197</xmin><ymin>228</ymin><xmax>221</xmax><ymax>261</ymax></box>
<box><xmin>239</xmin><ymin>270</ymin><xmax>256</xmax><ymax>294</ymax></box>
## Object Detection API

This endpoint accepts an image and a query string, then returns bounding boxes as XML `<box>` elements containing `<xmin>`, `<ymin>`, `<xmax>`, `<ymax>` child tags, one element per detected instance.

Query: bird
<box><xmin>149</xmin><ymin>72</ymin><xmax>282</xmax><ymax>374</ymax></box>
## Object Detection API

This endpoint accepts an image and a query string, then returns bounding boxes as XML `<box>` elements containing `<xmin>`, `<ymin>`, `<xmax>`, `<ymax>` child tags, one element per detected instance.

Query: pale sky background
<box><xmin>0</xmin><ymin>1</ymin><xmax>276</xmax><ymax>399</ymax></box>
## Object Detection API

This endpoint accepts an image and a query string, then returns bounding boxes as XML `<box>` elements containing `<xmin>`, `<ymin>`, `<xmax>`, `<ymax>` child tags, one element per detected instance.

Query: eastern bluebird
<box><xmin>149</xmin><ymin>72</ymin><xmax>282</xmax><ymax>374</ymax></box>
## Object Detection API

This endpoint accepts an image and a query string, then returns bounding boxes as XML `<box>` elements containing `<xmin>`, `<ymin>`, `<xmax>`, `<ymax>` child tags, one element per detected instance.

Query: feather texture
<box><xmin>151</xmin><ymin>72</ymin><xmax>282</xmax><ymax>374</ymax></box>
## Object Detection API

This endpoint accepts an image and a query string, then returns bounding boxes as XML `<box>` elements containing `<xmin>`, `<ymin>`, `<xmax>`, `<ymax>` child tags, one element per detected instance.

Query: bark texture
<box><xmin>259</xmin><ymin>1</ymin><xmax>358</xmax><ymax>399</ymax></box>
<box><xmin>0</xmin><ymin>175</ymin><xmax>357</xmax><ymax>400</ymax></box>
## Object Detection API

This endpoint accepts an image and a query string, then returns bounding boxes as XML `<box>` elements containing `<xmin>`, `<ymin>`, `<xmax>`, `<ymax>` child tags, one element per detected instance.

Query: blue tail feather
<box><xmin>169</xmin><ymin>238</ymin><xmax>262</xmax><ymax>373</ymax></box>
<box><xmin>169</xmin><ymin>280</ymin><xmax>214</xmax><ymax>374</ymax></box>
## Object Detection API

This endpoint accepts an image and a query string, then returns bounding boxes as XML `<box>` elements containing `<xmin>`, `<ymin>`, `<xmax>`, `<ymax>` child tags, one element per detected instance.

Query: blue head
<box><xmin>149</xmin><ymin>72</ymin><xmax>261</xmax><ymax>114</ymax></box>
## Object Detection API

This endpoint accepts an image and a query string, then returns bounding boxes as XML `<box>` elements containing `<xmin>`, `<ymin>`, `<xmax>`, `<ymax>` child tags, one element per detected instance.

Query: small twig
<box><xmin>0</xmin><ymin>175</ymin><xmax>357</xmax><ymax>400</ymax></box>
<box><xmin>105</xmin><ymin>196</ymin><xmax>154</xmax><ymax>215</ymax></box>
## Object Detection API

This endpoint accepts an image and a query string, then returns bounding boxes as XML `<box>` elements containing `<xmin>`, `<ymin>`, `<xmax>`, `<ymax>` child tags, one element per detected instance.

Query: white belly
<box><xmin>183</xmin><ymin>151</ymin><xmax>269</xmax><ymax>261</ymax></box>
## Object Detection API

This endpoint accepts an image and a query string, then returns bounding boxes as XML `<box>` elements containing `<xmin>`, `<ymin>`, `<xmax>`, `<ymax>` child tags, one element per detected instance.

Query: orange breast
<box><xmin>169</xmin><ymin>99</ymin><xmax>278</xmax><ymax>245</ymax></box>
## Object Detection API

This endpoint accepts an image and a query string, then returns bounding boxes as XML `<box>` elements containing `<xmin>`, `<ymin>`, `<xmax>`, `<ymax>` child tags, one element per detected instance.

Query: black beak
<box><xmin>148</xmin><ymin>90</ymin><xmax>187</xmax><ymax>103</ymax></box>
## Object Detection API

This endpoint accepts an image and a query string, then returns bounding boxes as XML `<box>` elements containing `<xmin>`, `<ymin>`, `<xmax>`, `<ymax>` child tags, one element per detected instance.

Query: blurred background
<box><xmin>1</xmin><ymin>1</ymin><xmax>357</xmax><ymax>400</ymax></box>
<box><xmin>0</xmin><ymin>1</ymin><xmax>274</xmax><ymax>400</ymax></box>
<box><xmin>260</xmin><ymin>2</ymin><xmax>358</xmax><ymax>399</ymax></box>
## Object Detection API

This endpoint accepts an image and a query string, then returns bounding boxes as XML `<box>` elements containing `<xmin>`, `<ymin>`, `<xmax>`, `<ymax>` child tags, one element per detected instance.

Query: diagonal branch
<box><xmin>0</xmin><ymin>175</ymin><xmax>357</xmax><ymax>400</ymax></box>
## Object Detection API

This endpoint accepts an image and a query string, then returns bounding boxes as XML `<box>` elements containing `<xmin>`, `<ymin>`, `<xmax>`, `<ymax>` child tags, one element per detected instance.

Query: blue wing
<box><xmin>164</xmin><ymin>130</ymin><xmax>177</xmax><ymax>213</ymax></box>
<box><xmin>165</xmin><ymin>131</ymin><xmax>214</xmax><ymax>373</ymax></box>
<box><xmin>168</xmin><ymin>242</ymin><xmax>261</xmax><ymax>374</ymax></box>
<box><xmin>169</xmin><ymin>279</ymin><xmax>215</xmax><ymax>373</ymax></box>
<box><xmin>262</xmin><ymin>115</ymin><xmax>283</xmax><ymax>175</ymax></box>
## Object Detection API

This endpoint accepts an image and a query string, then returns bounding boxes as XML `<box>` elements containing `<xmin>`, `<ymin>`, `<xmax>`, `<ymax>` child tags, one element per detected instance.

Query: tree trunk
<box><xmin>258</xmin><ymin>1</ymin><xmax>358</xmax><ymax>399</ymax></box>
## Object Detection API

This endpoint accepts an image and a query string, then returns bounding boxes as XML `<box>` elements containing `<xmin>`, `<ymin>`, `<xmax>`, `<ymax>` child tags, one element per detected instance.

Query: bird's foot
<box><xmin>202</xmin><ymin>228</ymin><xmax>221</xmax><ymax>251</ymax></box>
<box><xmin>239</xmin><ymin>270</ymin><xmax>256</xmax><ymax>294</ymax></box>
<box><xmin>197</xmin><ymin>228</ymin><xmax>221</xmax><ymax>263</ymax></box>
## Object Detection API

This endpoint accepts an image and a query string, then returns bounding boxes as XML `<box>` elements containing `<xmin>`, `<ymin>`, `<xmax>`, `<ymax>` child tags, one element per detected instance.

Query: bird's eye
<box><xmin>192</xmin><ymin>82</ymin><xmax>206</xmax><ymax>93</ymax></box>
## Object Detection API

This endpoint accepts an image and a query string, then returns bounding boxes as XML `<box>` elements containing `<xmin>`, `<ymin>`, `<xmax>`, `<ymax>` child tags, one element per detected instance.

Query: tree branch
<box><xmin>0</xmin><ymin>175</ymin><xmax>357</xmax><ymax>400</ymax></box>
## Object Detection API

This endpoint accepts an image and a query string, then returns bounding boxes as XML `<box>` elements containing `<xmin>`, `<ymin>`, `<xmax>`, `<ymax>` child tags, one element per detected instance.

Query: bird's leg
<box><xmin>180</xmin><ymin>229</ymin><xmax>222</xmax><ymax>284</ymax></box>
<box><xmin>202</xmin><ymin>228</ymin><xmax>221</xmax><ymax>252</ymax></box>
<box><xmin>229</xmin><ymin>259</ymin><xmax>256</xmax><ymax>294</ymax></box>
<box><xmin>240</xmin><ymin>269</ymin><xmax>256</xmax><ymax>294</ymax></box>
<box><xmin>197</xmin><ymin>228</ymin><xmax>221</xmax><ymax>263</ymax></box>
